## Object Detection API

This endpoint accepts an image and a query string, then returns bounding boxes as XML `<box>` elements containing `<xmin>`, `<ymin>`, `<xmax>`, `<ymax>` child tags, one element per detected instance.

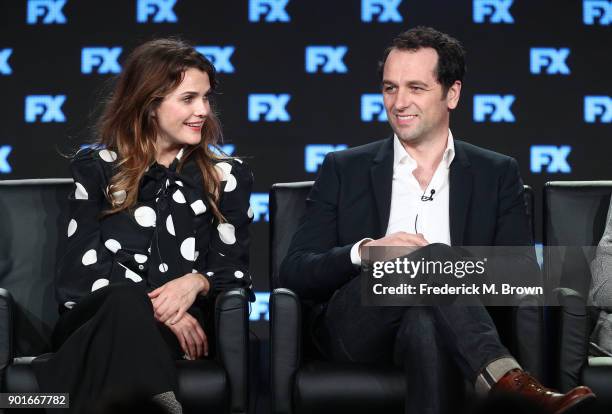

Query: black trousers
<box><xmin>312</xmin><ymin>245</ymin><xmax>513</xmax><ymax>414</ymax></box>
<box><xmin>33</xmin><ymin>283</ymin><xmax>206</xmax><ymax>413</ymax></box>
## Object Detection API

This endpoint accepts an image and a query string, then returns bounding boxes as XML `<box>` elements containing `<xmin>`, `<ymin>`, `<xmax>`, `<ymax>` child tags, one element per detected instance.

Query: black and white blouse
<box><xmin>56</xmin><ymin>147</ymin><xmax>255</xmax><ymax>311</ymax></box>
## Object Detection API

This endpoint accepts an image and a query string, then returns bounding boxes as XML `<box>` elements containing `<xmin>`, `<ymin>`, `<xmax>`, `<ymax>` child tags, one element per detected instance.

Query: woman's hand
<box><xmin>165</xmin><ymin>312</ymin><xmax>208</xmax><ymax>360</ymax></box>
<box><xmin>149</xmin><ymin>273</ymin><xmax>209</xmax><ymax>324</ymax></box>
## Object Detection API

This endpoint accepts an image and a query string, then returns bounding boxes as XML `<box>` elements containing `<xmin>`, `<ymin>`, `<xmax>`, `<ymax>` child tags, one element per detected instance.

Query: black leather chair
<box><xmin>544</xmin><ymin>181</ymin><xmax>612</xmax><ymax>404</ymax></box>
<box><xmin>269</xmin><ymin>181</ymin><xmax>543</xmax><ymax>414</ymax></box>
<box><xmin>0</xmin><ymin>179</ymin><xmax>249</xmax><ymax>413</ymax></box>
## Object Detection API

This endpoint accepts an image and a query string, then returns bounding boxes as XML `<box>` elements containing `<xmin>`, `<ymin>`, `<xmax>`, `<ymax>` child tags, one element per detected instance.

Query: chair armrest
<box><xmin>0</xmin><ymin>288</ymin><xmax>14</xmax><ymax>371</ymax></box>
<box><xmin>553</xmin><ymin>287</ymin><xmax>590</xmax><ymax>391</ymax></box>
<box><xmin>270</xmin><ymin>288</ymin><xmax>301</xmax><ymax>414</ymax></box>
<box><xmin>215</xmin><ymin>288</ymin><xmax>249</xmax><ymax>414</ymax></box>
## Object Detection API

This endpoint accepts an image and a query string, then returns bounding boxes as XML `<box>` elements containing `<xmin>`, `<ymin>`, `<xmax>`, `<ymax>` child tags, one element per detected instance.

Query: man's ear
<box><xmin>446</xmin><ymin>80</ymin><xmax>462</xmax><ymax>110</ymax></box>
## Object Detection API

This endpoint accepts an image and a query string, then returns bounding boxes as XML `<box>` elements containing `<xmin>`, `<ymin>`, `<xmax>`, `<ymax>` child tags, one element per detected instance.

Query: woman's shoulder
<box><xmin>70</xmin><ymin>146</ymin><xmax>117</xmax><ymax>183</ymax></box>
<box><xmin>213</xmin><ymin>157</ymin><xmax>253</xmax><ymax>182</ymax></box>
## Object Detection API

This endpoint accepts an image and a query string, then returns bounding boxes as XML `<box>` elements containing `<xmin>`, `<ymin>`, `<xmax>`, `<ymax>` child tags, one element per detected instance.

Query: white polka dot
<box><xmin>125</xmin><ymin>268</ymin><xmax>143</xmax><ymax>282</ymax></box>
<box><xmin>224</xmin><ymin>174</ymin><xmax>237</xmax><ymax>192</ymax></box>
<box><xmin>74</xmin><ymin>182</ymin><xmax>88</xmax><ymax>200</ymax></box>
<box><xmin>99</xmin><ymin>149</ymin><xmax>117</xmax><ymax>162</ymax></box>
<box><xmin>172</xmin><ymin>189</ymin><xmax>186</xmax><ymax>204</ymax></box>
<box><xmin>191</xmin><ymin>199</ymin><xmax>207</xmax><ymax>215</ymax></box>
<box><xmin>104</xmin><ymin>239</ymin><xmax>121</xmax><ymax>254</ymax></box>
<box><xmin>148</xmin><ymin>246</ymin><xmax>151</xmax><ymax>253</ymax></box>
<box><xmin>219</xmin><ymin>252</ymin><xmax>225</xmax><ymax>257</ymax></box>
<box><xmin>235</xmin><ymin>158</ymin><xmax>243</xmax><ymax>164</ymax></box>
<box><xmin>91</xmin><ymin>278</ymin><xmax>109</xmax><ymax>292</ymax></box>
<box><xmin>64</xmin><ymin>301</ymin><xmax>76</xmax><ymax>309</ymax></box>
<box><xmin>175</xmin><ymin>180</ymin><xmax>184</xmax><ymax>187</ymax></box>
<box><xmin>247</xmin><ymin>206</ymin><xmax>254</xmax><ymax>219</ymax></box>
<box><xmin>82</xmin><ymin>249</ymin><xmax>97</xmax><ymax>266</ymax></box>
<box><xmin>67</xmin><ymin>219</ymin><xmax>77</xmax><ymax>237</ymax></box>
<box><xmin>180</xmin><ymin>237</ymin><xmax>196</xmax><ymax>261</ymax></box>
<box><xmin>192</xmin><ymin>268</ymin><xmax>198</xmax><ymax>273</ymax></box>
<box><xmin>194</xmin><ymin>250</ymin><xmax>199</xmax><ymax>260</ymax></box>
<box><xmin>134</xmin><ymin>254</ymin><xmax>148</xmax><ymax>264</ymax></box>
<box><xmin>159</xmin><ymin>263</ymin><xmax>168</xmax><ymax>273</ymax></box>
<box><xmin>111</xmin><ymin>189</ymin><xmax>126</xmax><ymax>204</ymax></box>
<box><xmin>217</xmin><ymin>223</ymin><xmax>236</xmax><ymax>245</ymax></box>
<box><xmin>134</xmin><ymin>206</ymin><xmax>156</xmax><ymax>227</ymax></box>
<box><xmin>166</xmin><ymin>215</ymin><xmax>175</xmax><ymax>236</ymax></box>
<box><xmin>234</xmin><ymin>270</ymin><xmax>244</xmax><ymax>279</ymax></box>
<box><xmin>206</xmin><ymin>271</ymin><xmax>214</xmax><ymax>277</ymax></box>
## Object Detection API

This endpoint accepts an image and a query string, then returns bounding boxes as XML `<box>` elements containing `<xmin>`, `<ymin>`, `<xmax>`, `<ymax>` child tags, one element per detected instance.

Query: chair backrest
<box><xmin>0</xmin><ymin>179</ymin><xmax>73</xmax><ymax>356</ymax></box>
<box><xmin>269</xmin><ymin>181</ymin><xmax>535</xmax><ymax>289</ymax></box>
<box><xmin>543</xmin><ymin>181</ymin><xmax>612</xmax><ymax>295</ymax></box>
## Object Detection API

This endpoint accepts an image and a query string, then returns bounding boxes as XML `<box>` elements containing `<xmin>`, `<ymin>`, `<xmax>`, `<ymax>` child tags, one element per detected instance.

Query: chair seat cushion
<box><xmin>4</xmin><ymin>354</ymin><xmax>228</xmax><ymax>411</ymax></box>
<box><xmin>294</xmin><ymin>361</ymin><xmax>405</xmax><ymax>413</ymax></box>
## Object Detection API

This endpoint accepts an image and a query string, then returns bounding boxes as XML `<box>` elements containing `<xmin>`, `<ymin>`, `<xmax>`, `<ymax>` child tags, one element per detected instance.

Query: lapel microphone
<box><xmin>421</xmin><ymin>189</ymin><xmax>435</xmax><ymax>201</ymax></box>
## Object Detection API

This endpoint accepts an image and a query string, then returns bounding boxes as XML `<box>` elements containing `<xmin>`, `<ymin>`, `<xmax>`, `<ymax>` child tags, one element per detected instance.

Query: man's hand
<box><xmin>165</xmin><ymin>312</ymin><xmax>208</xmax><ymax>360</ymax></box>
<box><xmin>149</xmin><ymin>273</ymin><xmax>209</xmax><ymax>325</ymax></box>
<box><xmin>360</xmin><ymin>232</ymin><xmax>429</xmax><ymax>256</ymax></box>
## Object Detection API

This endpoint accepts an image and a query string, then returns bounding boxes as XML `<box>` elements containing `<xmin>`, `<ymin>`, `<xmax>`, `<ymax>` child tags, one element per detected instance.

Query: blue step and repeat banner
<box><xmin>0</xmin><ymin>0</ymin><xmax>610</xmax><ymax>327</ymax></box>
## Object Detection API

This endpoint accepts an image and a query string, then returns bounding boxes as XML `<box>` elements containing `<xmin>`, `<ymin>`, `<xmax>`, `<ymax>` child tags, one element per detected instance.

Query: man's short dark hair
<box><xmin>378</xmin><ymin>26</ymin><xmax>466</xmax><ymax>95</ymax></box>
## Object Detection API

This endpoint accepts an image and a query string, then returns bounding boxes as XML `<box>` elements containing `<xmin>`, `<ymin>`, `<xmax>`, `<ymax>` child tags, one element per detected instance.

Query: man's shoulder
<box><xmin>329</xmin><ymin>137</ymin><xmax>389</xmax><ymax>164</ymax></box>
<box><xmin>455</xmin><ymin>139</ymin><xmax>515</xmax><ymax>169</ymax></box>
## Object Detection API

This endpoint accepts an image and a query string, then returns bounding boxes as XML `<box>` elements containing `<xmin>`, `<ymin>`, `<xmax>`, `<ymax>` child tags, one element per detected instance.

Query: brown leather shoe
<box><xmin>492</xmin><ymin>369</ymin><xmax>596</xmax><ymax>414</ymax></box>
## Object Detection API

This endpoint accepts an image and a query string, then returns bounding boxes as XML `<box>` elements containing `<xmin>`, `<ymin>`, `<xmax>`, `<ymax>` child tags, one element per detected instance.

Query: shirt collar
<box><xmin>393</xmin><ymin>129</ymin><xmax>456</xmax><ymax>170</ymax></box>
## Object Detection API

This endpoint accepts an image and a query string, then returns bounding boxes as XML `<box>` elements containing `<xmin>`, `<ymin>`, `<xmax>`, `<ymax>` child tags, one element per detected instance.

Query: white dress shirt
<box><xmin>350</xmin><ymin>130</ymin><xmax>456</xmax><ymax>266</ymax></box>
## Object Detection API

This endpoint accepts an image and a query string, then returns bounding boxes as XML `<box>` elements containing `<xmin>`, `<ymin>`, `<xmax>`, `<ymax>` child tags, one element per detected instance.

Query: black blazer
<box><xmin>280</xmin><ymin>136</ymin><xmax>536</xmax><ymax>302</ymax></box>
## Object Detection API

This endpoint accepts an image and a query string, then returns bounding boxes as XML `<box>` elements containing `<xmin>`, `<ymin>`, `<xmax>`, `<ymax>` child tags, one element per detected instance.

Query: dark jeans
<box><xmin>313</xmin><ymin>245</ymin><xmax>512</xmax><ymax>414</ymax></box>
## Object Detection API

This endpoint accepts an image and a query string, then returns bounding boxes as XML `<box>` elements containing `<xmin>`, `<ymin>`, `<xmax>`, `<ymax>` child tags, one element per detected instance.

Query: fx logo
<box><xmin>0</xmin><ymin>49</ymin><xmax>12</xmax><ymax>75</ymax></box>
<box><xmin>530</xmin><ymin>48</ymin><xmax>570</xmax><ymax>75</ymax></box>
<box><xmin>248</xmin><ymin>0</ymin><xmax>290</xmax><ymax>22</ymax></box>
<box><xmin>583</xmin><ymin>0</ymin><xmax>611</xmax><ymax>25</ymax></box>
<box><xmin>530</xmin><ymin>146</ymin><xmax>571</xmax><ymax>174</ymax></box>
<box><xmin>27</xmin><ymin>0</ymin><xmax>66</xmax><ymax>24</ymax></box>
<box><xmin>305</xmin><ymin>46</ymin><xmax>348</xmax><ymax>73</ymax></box>
<box><xmin>473</xmin><ymin>0</ymin><xmax>514</xmax><ymax>23</ymax></box>
<box><xmin>584</xmin><ymin>96</ymin><xmax>612</xmax><ymax>123</ymax></box>
<box><xmin>195</xmin><ymin>46</ymin><xmax>235</xmax><ymax>73</ymax></box>
<box><xmin>0</xmin><ymin>145</ymin><xmax>12</xmax><ymax>174</ymax></box>
<box><xmin>250</xmin><ymin>193</ymin><xmax>269</xmax><ymax>223</ymax></box>
<box><xmin>361</xmin><ymin>0</ymin><xmax>402</xmax><ymax>22</ymax></box>
<box><xmin>25</xmin><ymin>95</ymin><xmax>66</xmax><ymax>123</ymax></box>
<box><xmin>473</xmin><ymin>95</ymin><xmax>515</xmax><ymax>122</ymax></box>
<box><xmin>248</xmin><ymin>94</ymin><xmax>290</xmax><ymax>122</ymax></box>
<box><xmin>361</xmin><ymin>94</ymin><xmax>387</xmax><ymax>122</ymax></box>
<box><xmin>136</xmin><ymin>0</ymin><xmax>177</xmax><ymax>23</ymax></box>
<box><xmin>250</xmin><ymin>292</ymin><xmax>270</xmax><ymax>321</ymax></box>
<box><xmin>81</xmin><ymin>47</ymin><xmax>122</xmax><ymax>74</ymax></box>
<box><xmin>305</xmin><ymin>145</ymin><xmax>348</xmax><ymax>173</ymax></box>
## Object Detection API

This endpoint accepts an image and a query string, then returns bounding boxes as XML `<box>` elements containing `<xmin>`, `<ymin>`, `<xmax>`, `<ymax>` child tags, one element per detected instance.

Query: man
<box><xmin>280</xmin><ymin>27</ymin><xmax>595</xmax><ymax>414</ymax></box>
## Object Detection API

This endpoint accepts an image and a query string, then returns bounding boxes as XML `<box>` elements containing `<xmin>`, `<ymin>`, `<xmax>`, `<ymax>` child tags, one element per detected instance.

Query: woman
<box><xmin>33</xmin><ymin>38</ymin><xmax>254</xmax><ymax>413</ymax></box>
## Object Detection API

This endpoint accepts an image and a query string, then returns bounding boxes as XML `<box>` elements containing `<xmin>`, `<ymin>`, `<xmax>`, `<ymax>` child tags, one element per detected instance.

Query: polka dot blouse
<box><xmin>56</xmin><ymin>147</ymin><xmax>255</xmax><ymax>310</ymax></box>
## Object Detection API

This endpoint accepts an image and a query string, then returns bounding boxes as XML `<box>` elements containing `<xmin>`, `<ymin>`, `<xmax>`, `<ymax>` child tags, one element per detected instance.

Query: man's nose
<box><xmin>394</xmin><ymin>87</ymin><xmax>413</xmax><ymax>111</ymax></box>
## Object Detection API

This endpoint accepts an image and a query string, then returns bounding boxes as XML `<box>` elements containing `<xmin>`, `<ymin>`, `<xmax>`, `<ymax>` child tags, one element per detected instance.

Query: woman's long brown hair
<box><xmin>93</xmin><ymin>38</ymin><xmax>226</xmax><ymax>221</ymax></box>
